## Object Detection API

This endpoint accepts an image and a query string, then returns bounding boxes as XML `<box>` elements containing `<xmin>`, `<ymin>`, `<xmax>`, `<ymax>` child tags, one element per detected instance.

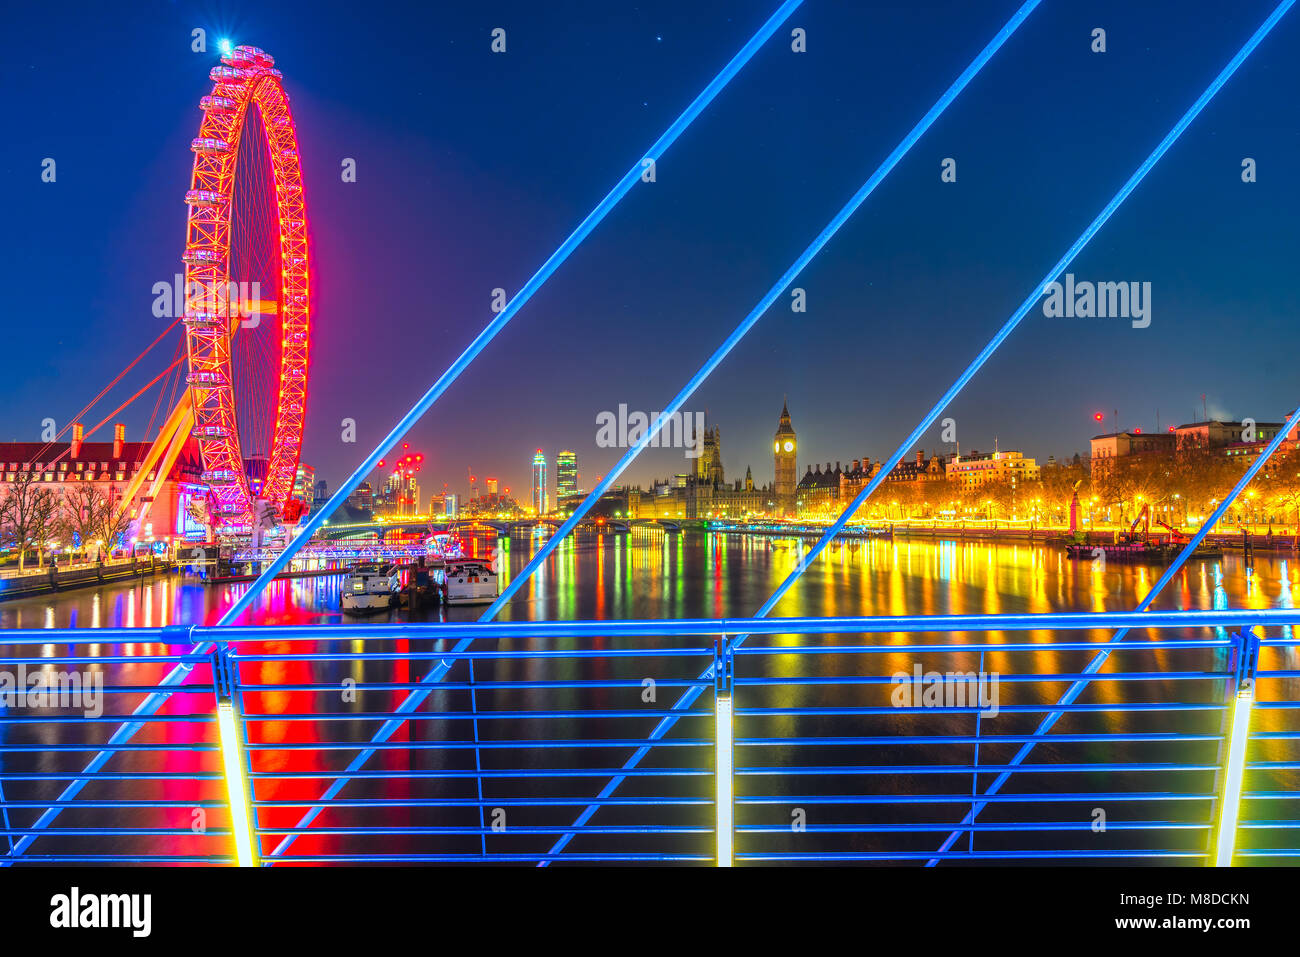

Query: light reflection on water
<box><xmin>1</xmin><ymin>529</ymin><xmax>1297</xmax><ymax>862</ymax></box>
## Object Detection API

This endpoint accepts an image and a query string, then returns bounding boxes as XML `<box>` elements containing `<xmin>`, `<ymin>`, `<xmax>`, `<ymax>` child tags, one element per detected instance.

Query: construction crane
<box><xmin>1127</xmin><ymin>503</ymin><xmax>1150</xmax><ymax>542</ymax></box>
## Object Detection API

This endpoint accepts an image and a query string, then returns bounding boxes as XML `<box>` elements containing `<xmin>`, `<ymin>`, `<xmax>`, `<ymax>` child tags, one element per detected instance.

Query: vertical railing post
<box><xmin>1213</xmin><ymin>626</ymin><xmax>1260</xmax><ymax>867</ymax></box>
<box><xmin>714</xmin><ymin>634</ymin><xmax>734</xmax><ymax>867</ymax></box>
<box><xmin>970</xmin><ymin>648</ymin><xmax>985</xmax><ymax>856</ymax></box>
<box><xmin>213</xmin><ymin>644</ymin><xmax>258</xmax><ymax>867</ymax></box>
<box><xmin>468</xmin><ymin>656</ymin><xmax>487</xmax><ymax>859</ymax></box>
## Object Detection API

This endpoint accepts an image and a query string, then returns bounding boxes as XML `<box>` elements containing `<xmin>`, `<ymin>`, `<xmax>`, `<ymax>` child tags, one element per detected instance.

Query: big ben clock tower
<box><xmin>773</xmin><ymin>400</ymin><xmax>797</xmax><ymax>516</ymax></box>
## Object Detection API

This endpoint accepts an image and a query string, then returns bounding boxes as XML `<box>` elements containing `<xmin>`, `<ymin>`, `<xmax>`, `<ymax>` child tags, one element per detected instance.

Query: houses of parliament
<box><xmin>624</xmin><ymin>400</ymin><xmax>960</xmax><ymax>520</ymax></box>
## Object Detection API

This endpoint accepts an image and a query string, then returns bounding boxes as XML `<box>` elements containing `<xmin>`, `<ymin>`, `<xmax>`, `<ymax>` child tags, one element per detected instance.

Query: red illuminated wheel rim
<box><xmin>182</xmin><ymin>44</ymin><xmax>309</xmax><ymax>530</ymax></box>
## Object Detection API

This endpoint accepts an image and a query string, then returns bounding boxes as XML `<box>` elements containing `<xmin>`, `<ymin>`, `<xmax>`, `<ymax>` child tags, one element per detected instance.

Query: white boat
<box><xmin>443</xmin><ymin>557</ymin><xmax>498</xmax><ymax>605</ymax></box>
<box><xmin>341</xmin><ymin>563</ymin><xmax>401</xmax><ymax>614</ymax></box>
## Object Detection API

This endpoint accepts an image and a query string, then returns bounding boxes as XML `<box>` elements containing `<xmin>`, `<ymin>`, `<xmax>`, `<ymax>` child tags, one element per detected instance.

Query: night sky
<box><xmin>3</xmin><ymin>0</ymin><xmax>1298</xmax><ymax>501</ymax></box>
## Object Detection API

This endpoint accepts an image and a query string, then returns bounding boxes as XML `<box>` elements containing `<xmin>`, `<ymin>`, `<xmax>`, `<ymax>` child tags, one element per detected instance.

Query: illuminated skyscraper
<box><xmin>531</xmin><ymin>449</ymin><xmax>548</xmax><ymax>515</ymax></box>
<box><xmin>346</xmin><ymin>481</ymin><xmax>373</xmax><ymax>512</ymax></box>
<box><xmin>556</xmin><ymin>450</ymin><xmax>577</xmax><ymax>500</ymax></box>
<box><xmin>384</xmin><ymin>471</ymin><xmax>402</xmax><ymax>506</ymax></box>
<box><xmin>486</xmin><ymin>477</ymin><xmax>499</xmax><ymax>496</ymax></box>
<box><xmin>291</xmin><ymin>463</ymin><xmax>315</xmax><ymax>507</ymax></box>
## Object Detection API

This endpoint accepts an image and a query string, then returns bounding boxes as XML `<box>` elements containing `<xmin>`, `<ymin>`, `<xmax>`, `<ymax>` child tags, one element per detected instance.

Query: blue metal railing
<box><xmin>0</xmin><ymin>608</ymin><xmax>1296</xmax><ymax>865</ymax></box>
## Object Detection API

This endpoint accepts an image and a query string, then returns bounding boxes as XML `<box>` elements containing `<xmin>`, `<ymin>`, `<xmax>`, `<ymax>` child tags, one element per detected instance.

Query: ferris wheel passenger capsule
<box><xmin>182</xmin><ymin>248</ymin><xmax>222</xmax><ymax>265</ymax></box>
<box><xmin>235</xmin><ymin>45</ymin><xmax>274</xmax><ymax>68</ymax></box>
<box><xmin>190</xmin><ymin>423</ymin><xmax>232</xmax><ymax>437</ymax></box>
<box><xmin>209</xmin><ymin>65</ymin><xmax>251</xmax><ymax>83</ymax></box>
<box><xmin>222</xmin><ymin>47</ymin><xmax>256</xmax><ymax>68</ymax></box>
<box><xmin>185</xmin><ymin>189</ymin><xmax>227</xmax><ymax>207</ymax></box>
<box><xmin>200</xmin><ymin>95</ymin><xmax>237</xmax><ymax>113</ymax></box>
<box><xmin>190</xmin><ymin>136</ymin><xmax>232</xmax><ymax>155</ymax></box>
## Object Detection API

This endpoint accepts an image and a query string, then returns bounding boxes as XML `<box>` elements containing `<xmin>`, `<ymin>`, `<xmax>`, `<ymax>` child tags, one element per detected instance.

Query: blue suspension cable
<box><xmin>929</xmin><ymin>400</ymin><xmax>1300</xmax><ymax>863</ymax></box>
<box><xmin>541</xmin><ymin>0</ymin><xmax>1297</xmax><ymax>863</ymax></box>
<box><xmin>219</xmin><ymin>0</ymin><xmax>805</xmax><ymax>627</ymax></box>
<box><xmin>485</xmin><ymin>0</ymin><xmax>1045</xmax><ymax>624</ymax></box>
<box><xmin>265</xmin><ymin>0</ymin><xmax>1046</xmax><ymax>861</ymax></box>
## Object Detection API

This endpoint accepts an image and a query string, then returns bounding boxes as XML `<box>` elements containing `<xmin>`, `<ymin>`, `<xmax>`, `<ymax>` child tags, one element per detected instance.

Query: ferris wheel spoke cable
<box><xmin>142</xmin><ymin>347</ymin><xmax>174</xmax><ymax>439</ymax></box>
<box><xmin>22</xmin><ymin>317</ymin><xmax>182</xmax><ymax>469</ymax></box>
<box><xmin>144</xmin><ymin>340</ymin><xmax>186</xmax><ymax>440</ymax></box>
<box><xmin>83</xmin><ymin>358</ymin><xmax>186</xmax><ymax>441</ymax></box>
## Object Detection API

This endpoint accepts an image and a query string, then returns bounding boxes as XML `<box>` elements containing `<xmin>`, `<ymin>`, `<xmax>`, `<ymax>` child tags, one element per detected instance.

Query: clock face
<box><xmin>783</xmin><ymin>441</ymin><xmax>794</xmax><ymax>452</ymax></box>
<box><xmin>773</xmin><ymin>441</ymin><xmax>780</xmax><ymax>453</ymax></box>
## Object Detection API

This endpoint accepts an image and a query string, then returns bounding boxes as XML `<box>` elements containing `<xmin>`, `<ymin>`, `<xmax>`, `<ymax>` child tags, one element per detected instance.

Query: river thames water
<box><xmin>1</xmin><ymin>529</ymin><xmax>1297</xmax><ymax>863</ymax></box>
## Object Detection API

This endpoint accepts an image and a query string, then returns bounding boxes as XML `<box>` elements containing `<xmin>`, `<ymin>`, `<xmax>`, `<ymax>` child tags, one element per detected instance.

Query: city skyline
<box><xmin>346</xmin><ymin>396</ymin><xmax>1292</xmax><ymax>505</ymax></box>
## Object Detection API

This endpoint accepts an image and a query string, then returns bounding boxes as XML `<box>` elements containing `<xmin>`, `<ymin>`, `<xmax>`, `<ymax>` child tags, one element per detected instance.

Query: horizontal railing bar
<box><xmin>228</xmin><ymin>673</ymin><xmax>1233</xmax><ymax>696</ymax></box>
<box><xmin>736</xmin><ymin>792</ymin><xmax>1216</xmax><ymax>804</ymax></box>
<box><xmin>0</xmin><ymin>744</ymin><xmax>218</xmax><ymax>753</ymax></box>
<box><xmin>0</xmin><ymin>657</ymin><xmax>210</xmax><ymax>666</ymax></box>
<box><xmin>735</xmin><ymin>672</ymin><xmax>1229</xmax><ymax>685</ymax></box>
<box><xmin>735</xmin><ymin>704</ymin><xmax>1226</xmax><ymax>716</ymax></box>
<box><xmin>0</xmin><ymin>772</ymin><xmax>223</xmax><ymax>781</ymax></box>
<box><xmin>0</xmin><ymin>800</ymin><xmax>229</xmax><ymax>809</ymax></box>
<box><xmin>736</xmin><ymin>732</ymin><xmax>1221</xmax><ymax>745</ymax></box>
<box><xmin>255</xmin><ymin>825</ymin><xmax>712</xmax><ymax>836</ymax></box>
<box><xmin>236</xmin><ymin>679</ymin><xmax>714</xmax><ymax>693</ymax></box>
<box><xmin>247</xmin><ymin>739</ymin><xmax>712</xmax><ymax>751</ymax></box>
<box><xmin>738</xmin><ymin>762</ymin><xmax>1219</xmax><ymax>774</ymax></box>
<box><xmin>239</xmin><ymin>709</ymin><xmax>714</xmax><ymax>722</ymax></box>
<box><xmin>248</xmin><ymin>768</ymin><xmax>710</xmax><ymax>780</ymax></box>
<box><xmin>736</xmin><ymin>850</ymin><xmax>1206</xmax><ymax>860</ymax></box>
<box><xmin>735</xmin><ymin>640</ymin><xmax>1235</xmax><ymax>655</ymax></box>
<box><xmin>736</xmin><ymin>821</ymin><xmax>1209</xmax><ymax>833</ymax></box>
<box><xmin>0</xmin><ymin>715</ymin><xmax>216</xmax><ymax>724</ymax></box>
<box><xmin>251</xmin><ymin>797</ymin><xmax>712</xmax><ymax>808</ymax></box>
<box><xmin>11</xmin><ymin>856</ymin><xmax>236</xmax><ymax>864</ymax></box>
<box><xmin>232</xmin><ymin>649</ymin><xmax>714</xmax><ymax>662</ymax></box>
<box><xmin>0</xmin><ymin>828</ymin><xmax>231</xmax><ymax>836</ymax></box>
<box><xmin>259</xmin><ymin>853</ymin><xmax>713</xmax><ymax>863</ymax></box>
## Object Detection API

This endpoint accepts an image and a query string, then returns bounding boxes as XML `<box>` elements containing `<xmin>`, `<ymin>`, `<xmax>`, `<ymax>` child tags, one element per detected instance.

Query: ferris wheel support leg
<box><xmin>135</xmin><ymin>408</ymin><xmax>197</xmax><ymax>534</ymax></box>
